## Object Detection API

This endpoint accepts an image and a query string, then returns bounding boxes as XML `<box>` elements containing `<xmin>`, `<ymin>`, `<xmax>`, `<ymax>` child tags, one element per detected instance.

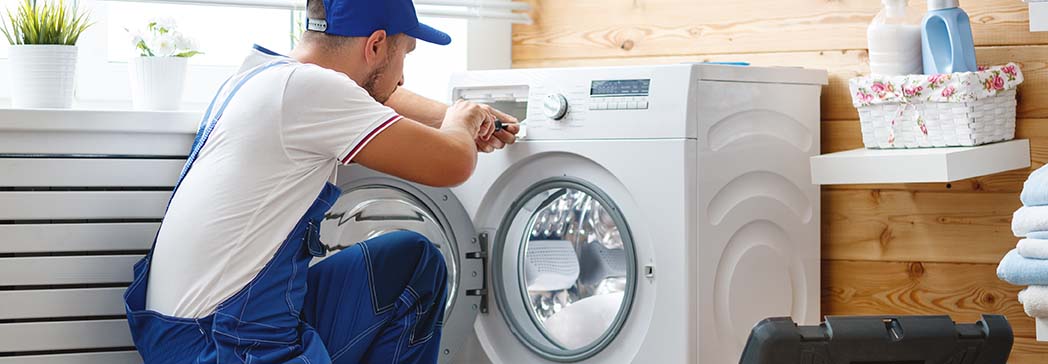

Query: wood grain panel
<box><xmin>822</xmin><ymin>260</ymin><xmax>1039</xmax><ymax>340</ymax></box>
<box><xmin>822</xmin><ymin>189</ymin><xmax>1020</xmax><ymax>264</ymax></box>
<box><xmin>1011</xmin><ymin>338</ymin><xmax>1048</xmax><ymax>363</ymax></box>
<box><xmin>513</xmin><ymin>0</ymin><xmax>1041</xmax><ymax>60</ymax></box>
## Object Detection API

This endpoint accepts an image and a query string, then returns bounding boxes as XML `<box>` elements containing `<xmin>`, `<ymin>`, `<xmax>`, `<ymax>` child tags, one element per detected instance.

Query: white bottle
<box><xmin>867</xmin><ymin>0</ymin><xmax>923</xmax><ymax>76</ymax></box>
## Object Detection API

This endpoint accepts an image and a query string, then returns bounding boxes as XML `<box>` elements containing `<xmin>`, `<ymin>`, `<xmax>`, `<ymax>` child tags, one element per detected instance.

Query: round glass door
<box><xmin>493</xmin><ymin>179</ymin><xmax>636</xmax><ymax>361</ymax></box>
<box><xmin>318</xmin><ymin>185</ymin><xmax>459</xmax><ymax>315</ymax></box>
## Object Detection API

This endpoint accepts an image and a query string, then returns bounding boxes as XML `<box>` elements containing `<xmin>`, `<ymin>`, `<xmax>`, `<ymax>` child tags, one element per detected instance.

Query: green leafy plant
<box><xmin>0</xmin><ymin>0</ymin><xmax>92</xmax><ymax>46</ymax></box>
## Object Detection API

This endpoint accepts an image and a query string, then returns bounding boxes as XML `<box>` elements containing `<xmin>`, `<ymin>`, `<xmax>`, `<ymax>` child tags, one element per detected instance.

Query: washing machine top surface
<box><xmin>447</xmin><ymin>64</ymin><xmax>826</xmax><ymax>141</ymax></box>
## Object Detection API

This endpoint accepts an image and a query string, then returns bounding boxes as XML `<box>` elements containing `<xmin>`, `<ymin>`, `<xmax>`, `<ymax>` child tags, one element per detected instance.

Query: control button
<box><xmin>627</xmin><ymin>101</ymin><xmax>638</xmax><ymax>109</ymax></box>
<box><xmin>616</xmin><ymin>102</ymin><xmax>628</xmax><ymax>109</ymax></box>
<box><xmin>599</xmin><ymin>103</ymin><xmax>609</xmax><ymax>110</ymax></box>
<box><xmin>589</xmin><ymin>103</ymin><xmax>599</xmax><ymax>111</ymax></box>
<box><xmin>639</xmin><ymin>101</ymin><xmax>649</xmax><ymax>109</ymax></box>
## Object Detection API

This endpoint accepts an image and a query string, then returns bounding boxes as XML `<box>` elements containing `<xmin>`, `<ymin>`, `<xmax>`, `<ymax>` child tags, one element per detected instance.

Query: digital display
<box><xmin>590</xmin><ymin>79</ymin><xmax>650</xmax><ymax>97</ymax></box>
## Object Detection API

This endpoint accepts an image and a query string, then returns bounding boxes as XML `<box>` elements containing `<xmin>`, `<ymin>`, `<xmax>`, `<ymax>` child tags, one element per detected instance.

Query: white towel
<box><xmin>1039</xmin><ymin>318</ymin><xmax>1048</xmax><ymax>342</ymax></box>
<box><xmin>1012</xmin><ymin>206</ymin><xmax>1048</xmax><ymax>237</ymax></box>
<box><xmin>1019</xmin><ymin>286</ymin><xmax>1048</xmax><ymax>317</ymax></box>
<box><xmin>1019</xmin><ymin>239</ymin><xmax>1048</xmax><ymax>259</ymax></box>
<box><xmin>542</xmin><ymin>292</ymin><xmax>625</xmax><ymax>348</ymax></box>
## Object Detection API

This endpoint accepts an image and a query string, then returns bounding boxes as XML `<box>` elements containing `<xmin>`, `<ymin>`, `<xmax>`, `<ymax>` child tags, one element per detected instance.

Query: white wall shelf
<box><xmin>1031</xmin><ymin>1</ymin><xmax>1048</xmax><ymax>32</ymax></box>
<box><xmin>810</xmin><ymin>139</ymin><xmax>1031</xmax><ymax>185</ymax></box>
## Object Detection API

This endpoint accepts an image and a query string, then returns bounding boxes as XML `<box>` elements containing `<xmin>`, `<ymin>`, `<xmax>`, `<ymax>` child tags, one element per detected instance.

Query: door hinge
<box><xmin>465</xmin><ymin>232</ymin><xmax>490</xmax><ymax>314</ymax></box>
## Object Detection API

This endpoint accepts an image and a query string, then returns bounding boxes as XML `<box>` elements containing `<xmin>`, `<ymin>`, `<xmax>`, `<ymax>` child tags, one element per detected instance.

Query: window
<box><xmin>105</xmin><ymin>1</ymin><xmax>295</xmax><ymax>66</ymax></box>
<box><xmin>0</xmin><ymin>0</ymin><xmax>512</xmax><ymax>107</ymax></box>
<box><xmin>402</xmin><ymin>17</ymin><xmax>467</xmax><ymax>103</ymax></box>
<box><xmin>0</xmin><ymin>0</ymin><xmax>10</xmax><ymax>59</ymax></box>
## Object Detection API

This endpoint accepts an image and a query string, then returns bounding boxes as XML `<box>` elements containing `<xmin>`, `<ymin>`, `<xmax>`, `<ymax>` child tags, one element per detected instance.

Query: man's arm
<box><xmin>354</xmin><ymin>100</ymin><xmax>489</xmax><ymax>187</ymax></box>
<box><xmin>384</xmin><ymin>87</ymin><xmax>447</xmax><ymax>128</ymax></box>
<box><xmin>384</xmin><ymin>86</ymin><xmax>521</xmax><ymax>152</ymax></box>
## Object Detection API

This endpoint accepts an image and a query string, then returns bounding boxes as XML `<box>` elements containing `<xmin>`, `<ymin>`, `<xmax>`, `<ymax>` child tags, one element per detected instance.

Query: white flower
<box><xmin>154</xmin><ymin>33</ymin><xmax>178</xmax><ymax>56</ymax></box>
<box><xmin>128</xmin><ymin>18</ymin><xmax>201</xmax><ymax>58</ymax></box>
<box><xmin>173</xmin><ymin>33</ymin><xmax>195</xmax><ymax>52</ymax></box>
<box><xmin>150</xmin><ymin>17</ymin><xmax>177</xmax><ymax>33</ymax></box>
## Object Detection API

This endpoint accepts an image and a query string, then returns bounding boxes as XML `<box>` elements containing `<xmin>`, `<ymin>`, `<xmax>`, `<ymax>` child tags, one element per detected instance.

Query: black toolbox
<box><xmin>739</xmin><ymin>315</ymin><xmax>1013</xmax><ymax>364</ymax></box>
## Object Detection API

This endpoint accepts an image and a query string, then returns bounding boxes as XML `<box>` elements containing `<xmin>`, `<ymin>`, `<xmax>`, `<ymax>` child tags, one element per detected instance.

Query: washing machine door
<box><xmin>480</xmin><ymin>177</ymin><xmax>639</xmax><ymax>363</ymax></box>
<box><xmin>315</xmin><ymin>164</ymin><xmax>483</xmax><ymax>363</ymax></box>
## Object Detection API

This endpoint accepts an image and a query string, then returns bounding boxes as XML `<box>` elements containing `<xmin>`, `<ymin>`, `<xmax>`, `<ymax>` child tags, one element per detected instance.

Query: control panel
<box><xmin>448</xmin><ymin>64</ymin><xmax>696</xmax><ymax>140</ymax></box>
<box><xmin>587</xmin><ymin>78</ymin><xmax>651</xmax><ymax>111</ymax></box>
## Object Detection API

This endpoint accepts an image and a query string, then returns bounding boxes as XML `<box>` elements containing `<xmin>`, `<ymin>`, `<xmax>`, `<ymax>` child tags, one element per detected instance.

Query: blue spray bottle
<box><xmin>921</xmin><ymin>0</ymin><xmax>977</xmax><ymax>74</ymax></box>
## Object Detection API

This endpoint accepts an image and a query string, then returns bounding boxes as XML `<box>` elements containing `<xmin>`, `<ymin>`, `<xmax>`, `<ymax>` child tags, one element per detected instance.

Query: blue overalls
<box><xmin>124</xmin><ymin>60</ymin><xmax>449</xmax><ymax>364</ymax></box>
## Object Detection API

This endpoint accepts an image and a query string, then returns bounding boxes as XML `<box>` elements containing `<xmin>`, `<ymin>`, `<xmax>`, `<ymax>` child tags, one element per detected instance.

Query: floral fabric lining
<box><xmin>850</xmin><ymin>63</ymin><xmax>1023</xmax><ymax>107</ymax></box>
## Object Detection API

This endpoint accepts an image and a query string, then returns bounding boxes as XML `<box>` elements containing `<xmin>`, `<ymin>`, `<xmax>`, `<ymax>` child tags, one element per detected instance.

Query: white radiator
<box><xmin>0</xmin><ymin>109</ymin><xmax>198</xmax><ymax>364</ymax></box>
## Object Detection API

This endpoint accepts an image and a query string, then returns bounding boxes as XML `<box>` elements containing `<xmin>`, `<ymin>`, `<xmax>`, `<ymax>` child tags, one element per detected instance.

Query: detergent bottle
<box><xmin>921</xmin><ymin>0</ymin><xmax>977</xmax><ymax>74</ymax></box>
<box><xmin>867</xmin><ymin>0</ymin><xmax>923</xmax><ymax>76</ymax></box>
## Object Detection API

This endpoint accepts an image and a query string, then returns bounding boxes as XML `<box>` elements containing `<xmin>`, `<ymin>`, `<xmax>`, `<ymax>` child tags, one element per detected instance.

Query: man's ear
<box><xmin>364</xmin><ymin>30</ymin><xmax>388</xmax><ymax>66</ymax></box>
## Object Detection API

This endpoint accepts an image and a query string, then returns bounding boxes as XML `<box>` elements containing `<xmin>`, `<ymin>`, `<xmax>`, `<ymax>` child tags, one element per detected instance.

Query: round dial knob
<box><xmin>542</xmin><ymin>93</ymin><xmax>569</xmax><ymax>120</ymax></box>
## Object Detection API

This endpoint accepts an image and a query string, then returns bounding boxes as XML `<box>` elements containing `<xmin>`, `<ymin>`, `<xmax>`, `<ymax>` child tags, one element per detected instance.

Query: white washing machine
<box><xmin>318</xmin><ymin>64</ymin><xmax>827</xmax><ymax>363</ymax></box>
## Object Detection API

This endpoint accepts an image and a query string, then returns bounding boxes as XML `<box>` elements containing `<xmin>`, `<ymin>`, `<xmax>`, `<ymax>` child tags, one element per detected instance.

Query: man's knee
<box><xmin>363</xmin><ymin>231</ymin><xmax>447</xmax><ymax>308</ymax></box>
<box><xmin>368</xmin><ymin>231</ymin><xmax>445</xmax><ymax>270</ymax></box>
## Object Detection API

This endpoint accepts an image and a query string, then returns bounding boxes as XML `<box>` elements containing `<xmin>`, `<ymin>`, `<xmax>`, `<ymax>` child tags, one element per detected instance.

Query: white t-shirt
<box><xmin>145</xmin><ymin>45</ymin><xmax>402</xmax><ymax>318</ymax></box>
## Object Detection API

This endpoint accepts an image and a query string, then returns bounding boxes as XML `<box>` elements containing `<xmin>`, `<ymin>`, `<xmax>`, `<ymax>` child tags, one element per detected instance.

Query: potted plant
<box><xmin>126</xmin><ymin>18</ymin><xmax>201</xmax><ymax>111</ymax></box>
<box><xmin>1</xmin><ymin>0</ymin><xmax>92</xmax><ymax>109</ymax></box>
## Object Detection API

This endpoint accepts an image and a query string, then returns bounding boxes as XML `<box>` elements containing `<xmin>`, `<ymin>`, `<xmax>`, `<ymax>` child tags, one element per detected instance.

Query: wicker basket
<box><xmin>850</xmin><ymin>63</ymin><xmax>1023</xmax><ymax>149</ymax></box>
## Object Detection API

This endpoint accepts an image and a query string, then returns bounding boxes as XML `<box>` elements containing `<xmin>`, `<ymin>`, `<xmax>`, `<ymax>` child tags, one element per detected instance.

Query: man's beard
<box><xmin>362</xmin><ymin>59</ymin><xmax>392</xmax><ymax>103</ymax></box>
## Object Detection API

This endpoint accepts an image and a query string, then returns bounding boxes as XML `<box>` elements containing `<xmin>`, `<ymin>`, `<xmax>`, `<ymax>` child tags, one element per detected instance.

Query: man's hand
<box><xmin>474</xmin><ymin>105</ymin><xmax>520</xmax><ymax>153</ymax></box>
<box><xmin>441</xmin><ymin>100</ymin><xmax>489</xmax><ymax>140</ymax></box>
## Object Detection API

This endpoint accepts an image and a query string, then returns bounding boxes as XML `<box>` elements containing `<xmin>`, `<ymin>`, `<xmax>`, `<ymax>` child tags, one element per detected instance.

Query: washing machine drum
<box><xmin>487</xmin><ymin>180</ymin><xmax>637</xmax><ymax>361</ymax></box>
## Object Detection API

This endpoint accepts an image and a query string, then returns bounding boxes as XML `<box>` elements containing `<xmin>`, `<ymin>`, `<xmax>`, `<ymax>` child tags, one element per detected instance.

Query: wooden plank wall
<box><xmin>511</xmin><ymin>0</ymin><xmax>1048</xmax><ymax>361</ymax></box>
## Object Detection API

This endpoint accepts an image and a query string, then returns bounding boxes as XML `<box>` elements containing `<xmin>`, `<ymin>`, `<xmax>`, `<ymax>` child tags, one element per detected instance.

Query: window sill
<box><xmin>0</xmin><ymin>107</ymin><xmax>202</xmax><ymax>156</ymax></box>
<box><xmin>0</xmin><ymin>106</ymin><xmax>202</xmax><ymax>133</ymax></box>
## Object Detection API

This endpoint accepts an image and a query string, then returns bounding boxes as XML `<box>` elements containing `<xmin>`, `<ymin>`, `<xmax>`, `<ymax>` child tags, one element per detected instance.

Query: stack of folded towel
<box><xmin>998</xmin><ymin>166</ymin><xmax>1048</xmax><ymax>341</ymax></box>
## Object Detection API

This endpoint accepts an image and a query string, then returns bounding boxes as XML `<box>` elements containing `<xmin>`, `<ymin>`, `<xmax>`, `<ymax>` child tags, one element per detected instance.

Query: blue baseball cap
<box><xmin>305</xmin><ymin>0</ymin><xmax>451</xmax><ymax>46</ymax></box>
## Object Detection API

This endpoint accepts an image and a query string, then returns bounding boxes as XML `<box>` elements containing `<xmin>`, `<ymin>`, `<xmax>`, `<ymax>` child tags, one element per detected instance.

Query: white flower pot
<box><xmin>8</xmin><ymin>45</ymin><xmax>78</xmax><ymax>109</ymax></box>
<box><xmin>129</xmin><ymin>56</ymin><xmax>188</xmax><ymax>111</ymax></box>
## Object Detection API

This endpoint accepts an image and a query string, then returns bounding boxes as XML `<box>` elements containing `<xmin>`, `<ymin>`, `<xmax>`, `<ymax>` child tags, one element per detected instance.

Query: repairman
<box><xmin>122</xmin><ymin>0</ymin><xmax>519</xmax><ymax>362</ymax></box>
